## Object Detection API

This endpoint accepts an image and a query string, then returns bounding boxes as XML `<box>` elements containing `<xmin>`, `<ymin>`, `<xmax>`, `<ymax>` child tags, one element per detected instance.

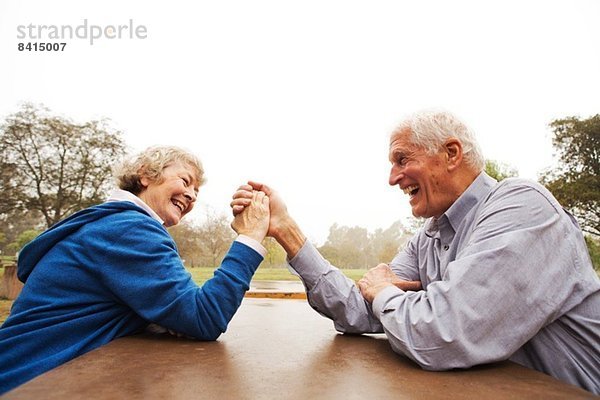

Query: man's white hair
<box><xmin>392</xmin><ymin>110</ymin><xmax>485</xmax><ymax>171</ymax></box>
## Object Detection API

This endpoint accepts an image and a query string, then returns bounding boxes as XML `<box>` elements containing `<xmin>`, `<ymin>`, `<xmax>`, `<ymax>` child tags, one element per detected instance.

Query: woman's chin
<box><xmin>163</xmin><ymin>216</ymin><xmax>180</xmax><ymax>228</ymax></box>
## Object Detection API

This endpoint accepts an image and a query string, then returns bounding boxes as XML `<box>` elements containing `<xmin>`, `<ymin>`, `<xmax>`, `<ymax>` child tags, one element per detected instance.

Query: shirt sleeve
<box><xmin>289</xmin><ymin>241</ymin><xmax>384</xmax><ymax>333</ymax></box>
<box><xmin>91</xmin><ymin>216</ymin><xmax>264</xmax><ymax>341</ymax></box>
<box><xmin>235</xmin><ymin>234</ymin><xmax>267</xmax><ymax>257</ymax></box>
<box><xmin>389</xmin><ymin>234</ymin><xmax>421</xmax><ymax>281</ymax></box>
<box><xmin>370</xmin><ymin>182</ymin><xmax>590</xmax><ymax>370</ymax></box>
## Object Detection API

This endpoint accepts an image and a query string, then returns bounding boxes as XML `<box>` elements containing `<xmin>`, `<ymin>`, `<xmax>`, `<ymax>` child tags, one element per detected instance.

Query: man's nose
<box><xmin>389</xmin><ymin>164</ymin><xmax>404</xmax><ymax>186</ymax></box>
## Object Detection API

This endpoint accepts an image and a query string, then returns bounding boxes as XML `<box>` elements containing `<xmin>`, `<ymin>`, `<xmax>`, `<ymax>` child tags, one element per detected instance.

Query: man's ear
<box><xmin>444</xmin><ymin>138</ymin><xmax>463</xmax><ymax>171</ymax></box>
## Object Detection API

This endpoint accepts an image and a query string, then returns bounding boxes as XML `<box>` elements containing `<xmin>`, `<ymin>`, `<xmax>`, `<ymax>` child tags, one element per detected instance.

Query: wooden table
<box><xmin>3</xmin><ymin>298</ymin><xmax>595</xmax><ymax>399</ymax></box>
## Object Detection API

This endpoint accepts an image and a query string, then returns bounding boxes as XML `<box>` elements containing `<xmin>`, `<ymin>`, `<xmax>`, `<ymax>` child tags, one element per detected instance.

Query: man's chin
<box><xmin>411</xmin><ymin>208</ymin><xmax>423</xmax><ymax>218</ymax></box>
<box><xmin>411</xmin><ymin>211</ymin><xmax>431</xmax><ymax>220</ymax></box>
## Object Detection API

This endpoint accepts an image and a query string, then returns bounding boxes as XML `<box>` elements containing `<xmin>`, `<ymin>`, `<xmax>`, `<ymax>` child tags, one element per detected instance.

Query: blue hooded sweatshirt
<box><xmin>0</xmin><ymin>201</ymin><xmax>263</xmax><ymax>394</ymax></box>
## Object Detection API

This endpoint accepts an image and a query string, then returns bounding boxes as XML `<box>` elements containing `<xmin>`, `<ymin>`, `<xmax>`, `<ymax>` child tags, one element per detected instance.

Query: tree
<box><xmin>585</xmin><ymin>236</ymin><xmax>600</xmax><ymax>272</ymax></box>
<box><xmin>0</xmin><ymin>210</ymin><xmax>44</xmax><ymax>256</ymax></box>
<box><xmin>196</xmin><ymin>208</ymin><xmax>236</xmax><ymax>268</ymax></box>
<box><xmin>406</xmin><ymin>216</ymin><xmax>426</xmax><ymax>234</ymax></box>
<box><xmin>260</xmin><ymin>237</ymin><xmax>287</xmax><ymax>268</ymax></box>
<box><xmin>485</xmin><ymin>160</ymin><xmax>518</xmax><ymax>181</ymax></box>
<box><xmin>168</xmin><ymin>207</ymin><xmax>237</xmax><ymax>268</ymax></box>
<box><xmin>168</xmin><ymin>220</ymin><xmax>201</xmax><ymax>266</ymax></box>
<box><xmin>318</xmin><ymin>220</ymin><xmax>412</xmax><ymax>269</ymax></box>
<box><xmin>6</xmin><ymin>229</ymin><xmax>41</xmax><ymax>255</ymax></box>
<box><xmin>370</xmin><ymin>220</ymin><xmax>412</xmax><ymax>264</ymax></box>
<box><xmin>0</xmin><ymin>103</ymin><xmax>127</xmax><ymax>228</ymax></box>
<box><xmin>319</xmin><ymin>223</ymin><xmax>370</xmax><ymax>268</ymax></box>
<box><xmin>0</xmin><ymin>160</ymin><xmax>20</xmax><ymax>216</ymax></box>
<box><xmin>542</xmin><ymin>115</ymin><xmax>600</xmax><ymax>237</ymax></box>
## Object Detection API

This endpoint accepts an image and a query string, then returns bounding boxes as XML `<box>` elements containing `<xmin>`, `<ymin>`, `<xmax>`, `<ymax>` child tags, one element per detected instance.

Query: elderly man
<box><xmin>232</xmin><ymin>110</ymin><xmax>600</xmax><ymax>394</ymax></box>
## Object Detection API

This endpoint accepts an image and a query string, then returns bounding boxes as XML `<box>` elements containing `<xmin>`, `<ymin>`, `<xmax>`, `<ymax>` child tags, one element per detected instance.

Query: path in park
<box><xmin>247</xmin><ymin>280</ymin><xmax>306</xmax><ymax>299</ymax></box>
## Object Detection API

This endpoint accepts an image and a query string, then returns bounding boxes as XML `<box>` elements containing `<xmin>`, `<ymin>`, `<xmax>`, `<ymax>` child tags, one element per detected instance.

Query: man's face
<box><xmin>388</xmin><ymin>129</ymin><xmax>454</xmax><ymax>218</ymax></box>
<box><xmin>139</xmin><ymin>162</ymin><xmax>199</xmax><ymax>227</ymax></box>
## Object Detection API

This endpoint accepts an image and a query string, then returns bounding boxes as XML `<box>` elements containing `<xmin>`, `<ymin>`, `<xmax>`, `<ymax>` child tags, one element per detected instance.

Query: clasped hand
<box><xmin>230</xmin><ymin>189</ymin><xmax>270</xmax><ymax>243</ymax></box>
<box><xmin>231</xmin><ymin>181</ymin><xmax>290</xmax><ymax>240</ymax></box>
<box><xmin>230</xmin><ymin>182</ymin><xmax>422</xmax><ymax>303</ymax></box>
<box><xmin>358</xmin><ymin>264</ymin><xmax>422</xmax><ymax>303</ymax></box>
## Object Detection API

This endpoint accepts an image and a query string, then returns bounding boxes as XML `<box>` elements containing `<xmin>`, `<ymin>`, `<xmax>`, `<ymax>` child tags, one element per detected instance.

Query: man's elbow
<box><xmin>389</xmin><ymin>341</ymin><xmax>478</xmax><ymax>371</ymax></box>
<box><xmin>333</xmin><ymin>319</ymin><xmax>379</xmax><ymax>335</ymax></box>
<box><xmin>333</xmin><ymin>322</ymin><xmax>364</xmax><ymax>335</ymax></box>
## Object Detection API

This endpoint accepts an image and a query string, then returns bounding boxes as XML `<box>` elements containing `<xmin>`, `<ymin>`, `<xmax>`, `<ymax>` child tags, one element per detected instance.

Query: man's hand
<box><xmin>231</xmin><ymin>190</ymin><xmax>270</xmax><ymax>242</ymax></box>
<box><xmin>358</xmin><ymin>264</ymin><xmax>422</xmax><ymax>303</ymax></box>
<box><xmin>231</xmin><ymin>181</ymin><xmax>306</xmax><ymax>257</ymax></box>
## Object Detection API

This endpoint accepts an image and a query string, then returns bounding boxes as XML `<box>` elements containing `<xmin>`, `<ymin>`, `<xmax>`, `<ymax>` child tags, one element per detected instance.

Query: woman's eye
<box><xmin>181</xmin><ymin>177</ymin><xmax>189</xmax><ymax>185</ymax></box>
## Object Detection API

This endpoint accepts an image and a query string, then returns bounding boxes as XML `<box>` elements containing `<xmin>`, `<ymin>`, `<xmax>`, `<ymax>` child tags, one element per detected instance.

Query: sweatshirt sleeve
<box><xmin>90</xmin><ymin>214</ymin><xmax>263</xmax><ymax>340</ymax></box>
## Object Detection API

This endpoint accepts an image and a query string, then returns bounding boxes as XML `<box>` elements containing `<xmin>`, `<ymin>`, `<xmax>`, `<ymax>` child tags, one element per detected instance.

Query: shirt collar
<box><xmin>106</xmin><ymin>189</ymin><xmax>164</xmax><ymax>225</ymax></box>
<box><xmin>444</xmin><ymin>172</ymin><xmax>496</xmax><ymax>232</ymax></box>
<box><xmin>424</xmin><ymin>172</ymin><xmax>496</xmax><ymax>236</ymax></box>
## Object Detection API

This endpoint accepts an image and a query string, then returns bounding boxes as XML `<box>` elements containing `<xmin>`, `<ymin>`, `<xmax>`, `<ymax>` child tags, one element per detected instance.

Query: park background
<box><xmin>1</xmin><ymin>1</ymin><xmax>599</xmax><ymax>320</ymax></box>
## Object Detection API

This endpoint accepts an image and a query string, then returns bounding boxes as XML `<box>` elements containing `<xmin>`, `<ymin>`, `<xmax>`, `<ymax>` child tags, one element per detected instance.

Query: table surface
<box><xmin>3</xmin><ymin>298</ymin><xmax>595</xmax><ymax>399</ymax></box>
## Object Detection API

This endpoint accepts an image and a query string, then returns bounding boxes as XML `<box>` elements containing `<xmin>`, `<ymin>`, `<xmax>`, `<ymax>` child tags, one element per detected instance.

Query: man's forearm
<box><xmin>272</xmin><ymin>217</ymin><xmax>306</xmax><ymax>258</ymax></box>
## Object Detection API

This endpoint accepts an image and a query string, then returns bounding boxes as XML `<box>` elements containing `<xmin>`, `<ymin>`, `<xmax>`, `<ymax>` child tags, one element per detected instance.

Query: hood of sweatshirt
<box><xmin>17</xmin><ymin>201</ymin><xmax>150</xmax><ymax>283</ymax></box>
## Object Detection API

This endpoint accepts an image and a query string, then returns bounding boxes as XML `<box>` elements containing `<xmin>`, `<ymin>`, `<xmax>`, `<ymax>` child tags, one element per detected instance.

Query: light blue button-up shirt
<box><xmin>289</xmin><ymin>173</ymin><xmax>600</xmax><ymax>394</ymax></box>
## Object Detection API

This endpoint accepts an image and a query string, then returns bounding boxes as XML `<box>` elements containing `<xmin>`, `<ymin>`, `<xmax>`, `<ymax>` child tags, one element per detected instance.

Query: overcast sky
<box><xmin>1</xmin><ymin>0</ymin><xmax>599</xmax><ymax>244</ymax></box>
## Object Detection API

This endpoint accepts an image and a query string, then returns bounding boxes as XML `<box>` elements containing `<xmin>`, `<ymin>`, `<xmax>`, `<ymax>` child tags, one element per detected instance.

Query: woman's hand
<box><xmin>231</xmin><ymin>190</ymin><xmax>270</xmax><ymax>242</ymax></box>
<box><xmin>231</xmin><ymin>181</ymin><xmax>291</xmax><ymax>240</ymax></box>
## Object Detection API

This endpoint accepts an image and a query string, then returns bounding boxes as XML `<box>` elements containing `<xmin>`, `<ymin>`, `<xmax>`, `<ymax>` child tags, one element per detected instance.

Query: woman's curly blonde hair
<box><xmin>114</xmin><ymin>145</ymin><xmax>205</xmax><ymax>195</ymax></box>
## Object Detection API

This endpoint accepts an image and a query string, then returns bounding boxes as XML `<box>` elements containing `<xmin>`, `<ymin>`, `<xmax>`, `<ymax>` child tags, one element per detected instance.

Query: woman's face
<box><xmin>138</xmin><ymin>162</ymin><xmax>199</xmax><ymax>227</ymax></box>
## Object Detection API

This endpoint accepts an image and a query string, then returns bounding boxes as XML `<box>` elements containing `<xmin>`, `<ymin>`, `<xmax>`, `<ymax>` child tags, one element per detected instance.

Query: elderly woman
<box><xmin>0</xmin><ymin>146</ymin><xmax>269</xmax><ymax>394</ymax></box>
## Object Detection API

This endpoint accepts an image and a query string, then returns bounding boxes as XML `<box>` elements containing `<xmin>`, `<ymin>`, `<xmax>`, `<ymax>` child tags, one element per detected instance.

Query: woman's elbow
<box><xmin>192</xmin><ymin>322</ymin><xmax>227</xmax><ymax>341</ymax></box>
<box><xmin>194</xmin><ymin>329</ymin><xmax>224</xmax><ymax>341</ymax></box>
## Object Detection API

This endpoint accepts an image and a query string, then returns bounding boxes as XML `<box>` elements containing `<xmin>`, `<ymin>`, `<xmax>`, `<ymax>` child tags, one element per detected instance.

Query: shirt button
<box><xmin>443</xmin><ymin>244</ymin><xmax>449</xmax><ymax>251</ymax></box>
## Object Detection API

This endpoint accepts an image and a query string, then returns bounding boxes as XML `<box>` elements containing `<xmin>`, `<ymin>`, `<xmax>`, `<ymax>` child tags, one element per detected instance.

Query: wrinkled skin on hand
<box><xmin>231</xmin><ymin>189</ymin><xmax>270</xmax><ymax>243</ymax></box>
<box><xmin>358</xmin><ymin>263</ymin><xmax>422</xmax><ymax>303</ymax></box>
<box><xmin>232</xmin><ymin>181</ymin><xmax>307</xmax><ymax>258</ymax></box>
<box><xmin>231</xmin><ymin>181</ymin><xmax>289</xmax><ymax>239</ymax></box>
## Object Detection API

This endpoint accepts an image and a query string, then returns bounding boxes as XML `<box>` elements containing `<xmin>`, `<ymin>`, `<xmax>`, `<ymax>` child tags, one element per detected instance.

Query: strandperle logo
<box><xmin>16</xmin><ymin>19</ymin><xmax>148</xmax><ymax>45</ymax></box>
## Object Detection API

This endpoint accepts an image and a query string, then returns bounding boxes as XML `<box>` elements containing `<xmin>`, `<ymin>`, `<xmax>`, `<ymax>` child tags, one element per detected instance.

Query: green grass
<box><xmin>334</xmin><ymin>269</ymin><xmax>368</xmax><ymax>281</ymax></box>
<box><xmin>186</xmin><ymin>266</ymin><xmax>368</xmax><ymax>285</ymax></box>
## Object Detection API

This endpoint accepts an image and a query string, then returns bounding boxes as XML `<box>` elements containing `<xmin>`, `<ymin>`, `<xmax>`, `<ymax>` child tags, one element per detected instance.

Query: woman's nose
<box><xmin>184</xmin><ymin>189</ymin><xmax>197</xmax><ymax>202</ymax></box>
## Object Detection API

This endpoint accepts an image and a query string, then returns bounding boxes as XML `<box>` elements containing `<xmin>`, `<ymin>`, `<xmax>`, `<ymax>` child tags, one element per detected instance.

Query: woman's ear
<box><xmin>139</xmin><ymin>167</ymin><xmax>150</xmax><ymax>189</ymax></box>
<box><xmin>444</xmin><ymin>138</ymin><xmax>463</xmax><ymax>171</ymax></box>
<box><xmin>140</xmin><ymin>176</ymin><xmax>150</xmax><ymax>188</ymax></box>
